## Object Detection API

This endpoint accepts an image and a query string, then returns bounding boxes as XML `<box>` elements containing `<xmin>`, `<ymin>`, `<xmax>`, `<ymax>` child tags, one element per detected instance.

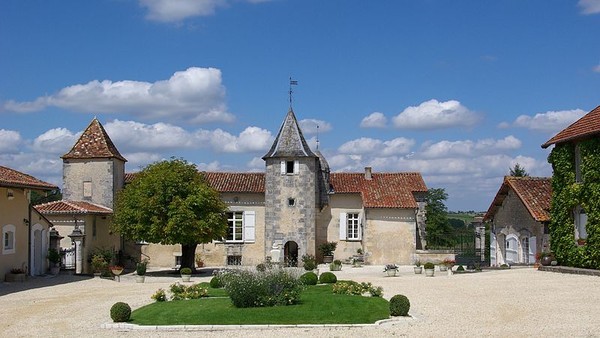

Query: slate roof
<box><xmin>330</xmin><ymin>172</ymin><xmax>427</xmax><ymax>208</ymax></box>
<box><xmin>542</xmin><ymin>105</ymin><xmax>600</xmax><ymax>148</ymax></box>
<box><xmin>123</xmin><ymin>171</ymin><xmax>427</xmax><ymax>208</ymax></box>
<box><xmin>62</xmin><ymin>118</ymin><xmax>127</xmax><ymax>161</ymax></box>
<box><xmin>263</xmin><ymin>109</ymin><xmax>317</xmax><ymax>159</ymax></box>
<box><xmin>484</xmin><ymin>176</ymin><xmax>552</xmax><ymax>222</ymax></box>
<box><xmin>0</xmin><ymin>165</ymin><xmax>57</xmax><ymax>190</ymax></box>
<box><xmin>35</xmin><ymin>200</ymin><xmax>113</xmax><ymax>215</ymax></box>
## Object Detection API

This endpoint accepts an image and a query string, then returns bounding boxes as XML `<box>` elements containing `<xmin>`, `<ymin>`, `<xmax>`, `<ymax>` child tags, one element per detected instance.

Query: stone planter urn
<box><xmin>323</xmin><ymin>255</ymin><xmax>333</xmax><ymax>264</ymax></box>
<box><xmin>439</xmin><ymin>265</ymin><xmax>448</xmax><ymax>272</ymax></box>
<box><xmin>181</xmin><ymin>274</ymin><xmax>191</xmax><ymax>282</ymax></box>
<box><xmin>386</xmin><ymin>269</ymin><xmax>398</xmax><ymax>277</ymax></box>
<box><xmin>135</xmin><ymin>275</ymin><xmax>145</xmax><ymax>283</ymax></box>
<box><xmin>424</xmin><ymin>268</ymin><xmax>435</xmax><ymax>277</ymax></box>
<box><xmin>414</xmin><ymin>266</ymin><xmax>423</xmax><ymax>274</ymax></box>
<box><xmin>5</xmin><ymin>272</ymin><xmax>26</xmax><ymax>282</ymax></box>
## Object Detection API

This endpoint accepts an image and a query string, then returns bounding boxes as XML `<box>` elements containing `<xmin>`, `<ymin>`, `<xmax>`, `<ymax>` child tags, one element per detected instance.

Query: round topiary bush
<box><xmin>423</xmin><ymin>262</ymin><xmax>435</xmax><ymax>269</ymax></box>
<box><xmin>300</xmin><ymin>271</ymin><xmax>318</xmax><ymax>285</ymax></box>
<box><xmin>110</xmin><ymin>302</ymin><xmax>131</xmax><ymax>322</ymax></box>
<box><xmin>389</xmin><ymin>294</ymin><xmax>410</xmax><ymax>316</ymax></box>
<box><xmin>318</xmin><ymin>271</ymin><xmax>337</xmax><ymax>284</ymax></box>
<box><xmin>210</xmin><ymin>275</ymin><xmax>223</xmax><ymax>288</ymax></box>
<box><xmin>456</xmin><ymin>265</ymin><xmax>465</xmax><ymax>272</ymax></box>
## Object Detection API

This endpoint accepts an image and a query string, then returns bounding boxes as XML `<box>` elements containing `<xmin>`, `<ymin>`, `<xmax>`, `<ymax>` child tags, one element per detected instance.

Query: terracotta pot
<box><xmin>323</xmin><ymin>255</ymin><xmax>333</xmax><ymax>264</ymax></box>
<box><xmin>541</xmin><ymin>256</ymin><xmax>553</xmax><ymax>266</ymax></box>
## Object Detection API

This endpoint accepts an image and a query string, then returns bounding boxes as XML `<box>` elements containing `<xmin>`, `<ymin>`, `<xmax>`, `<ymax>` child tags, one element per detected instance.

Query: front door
<box><xmin>283</xmin><ymin>241</ymin><xmax>298</xmax><ymax>267</ymax></box>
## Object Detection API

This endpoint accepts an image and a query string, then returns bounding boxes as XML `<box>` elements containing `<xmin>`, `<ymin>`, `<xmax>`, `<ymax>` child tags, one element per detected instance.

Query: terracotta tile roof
<box><xmin>124</xmin><ymin>170</ymin><xmax>427</xmax><ymax>208</ymax></box>
<box><xmin>202</xmin><ymin>172</ymin><xmax>265</xmax><ymax>193</ymax></box>
<box><xmin>330</xmin><ymin>172</ymin><xmax>427</xmax><ymax>208</ymax></box>
<box><xmin>62</xmin><ymin>118</ymin><xmax>127</xmax><ymax>161</ymax></box>
<box><xmin>542</xmin><ymin>105</ymin><xmax>600</xmax><ymax>148</ymax></box>
<box><xmin>35</xmin><ymin>200</ymin><xmax>113</xmax><ymax>215</ymax></box>
<box><xmin>0</xmin><ymin>165</ymin><xmax>57</xmax><ymax>190</ymax></box>
<box><xmin>484</xmin><ymin>176</ymin><xmax>552</xmax><ymax>222</ymax></box>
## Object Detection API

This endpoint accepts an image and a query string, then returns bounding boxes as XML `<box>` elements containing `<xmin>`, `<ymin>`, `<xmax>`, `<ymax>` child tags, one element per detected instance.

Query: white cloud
<box><xmin>338</xmin><ymin>137</ymin><xmax>415</xmax><ymax>158</ymax></box>
<box><xmin>31</xmin><ymin>128</ymin><xmax>80</xmax><ymax>154</ymax></box>
<box><xmin>3</xmin><ymin>67</ymin><xmax>233</xmax><ymax>124</ymax></box>
<box><xmin>196</xmin><ymin>126</ymin><xmax>273</xmax><ymax>153</ymax></box>
<box><xmin>139</xmin><ymin>0</ymin><xmax>271</xmax><ymax>22</ymax></box>
<box><xmin>392</xmin><ymin>99</ymin><xmax>480</xmax><ymax>130</ymax></box>
<box><xmin>593</xmin><ymin>64</ymin><xmax>600</xmax><ymax>73</ymax></box>
<box><xmin>578</xmin><ymin>0</ymin><xmax>600</xmax><ymax>14</ymax></box>
<box><xmin>0</xmin><ymin>129</ymin><xmax>23</xmax><ymax>153</ymax></box>
<box><xmin>512</xmin><ymin>109</ymin><xmax>586</xmax><ymax>133</ymax></box>
<box><xmin>419</xmin><ymin>136</ymin><xmax>521</xmax><ymax>159</ymax></box>
<box><xmin>105</xmin><ymin>120</ymin><xmax>196</xmax><ymax>151</ymax></box>
<box><xmin>196</xmin><ymin>160</ymin><xmax>223</xmax><ymax>172</ymax></box>
<box><xmin>360</xmin><ymin>112</ymin><xmax>387</xmax><ymax>128</ymax></box>
<box><xmin>298</xmin><ymin>119</ymin><xmax>332</xmax><ymax>135</ymax></box>
<box><xmin>0</xmin><ymin>153</ymin><xmax>62</xmax><ymax>187</ymax></box>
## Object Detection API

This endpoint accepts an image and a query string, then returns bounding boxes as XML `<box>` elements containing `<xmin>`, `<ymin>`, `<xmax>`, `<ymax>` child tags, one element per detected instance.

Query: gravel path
<box><xmin>1</xmin><ymin>265</ymin><xmax>599</xmax><ymax>337</ymax></box>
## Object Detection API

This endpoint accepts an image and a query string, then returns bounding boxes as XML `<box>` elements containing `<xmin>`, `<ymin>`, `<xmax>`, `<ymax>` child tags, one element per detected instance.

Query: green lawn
<box><xmin>131</xmin><ymin>284</ymin><xmax>390</xmax><ymax>325</ymax></box>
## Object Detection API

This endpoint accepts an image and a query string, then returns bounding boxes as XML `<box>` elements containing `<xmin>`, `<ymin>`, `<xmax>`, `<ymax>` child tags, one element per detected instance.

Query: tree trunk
<box><xmin>181</xmin><ymin>243</ymin><xmax>198</xmax><ymax>272</ymax></box>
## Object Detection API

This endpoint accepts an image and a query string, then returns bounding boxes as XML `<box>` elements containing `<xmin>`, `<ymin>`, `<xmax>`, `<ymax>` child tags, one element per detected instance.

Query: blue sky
<box><xmin>1</xmin><ymin>0</ymin><xmax>600</xmax><ymax>211</ymax></box>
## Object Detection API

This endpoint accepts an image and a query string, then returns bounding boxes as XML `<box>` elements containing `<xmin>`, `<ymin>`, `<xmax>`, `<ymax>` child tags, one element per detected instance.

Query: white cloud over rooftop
<box><xmin>392</xmin><ymin>99</ymin><xmax>480</xmax><ymax>130</ymax></box>
<box><xmin>511</xmin><ymin>109</ymin><xmax>586</xmax><ymax>133</ymax></box>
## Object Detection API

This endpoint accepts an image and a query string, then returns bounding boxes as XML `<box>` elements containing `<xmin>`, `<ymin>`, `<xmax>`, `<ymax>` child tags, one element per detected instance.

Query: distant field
<box><xmin>446</xmin><ymin>212</ymin><xmax>484</xmax><ymax>226</ymax></box>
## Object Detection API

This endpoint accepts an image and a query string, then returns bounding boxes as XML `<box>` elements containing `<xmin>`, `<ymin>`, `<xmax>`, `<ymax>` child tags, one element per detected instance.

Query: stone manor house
<box><xmin>35</xmin><ymin>109</ymin><xmax>429</xmax><ymax>271</ymax></box>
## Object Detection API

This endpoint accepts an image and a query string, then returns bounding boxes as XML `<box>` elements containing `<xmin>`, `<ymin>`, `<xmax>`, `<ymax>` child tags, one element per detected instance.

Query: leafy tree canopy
<box><xmin>509</xmin><ymin>163</ymin><xmax>529</xmax><ymax>177</ymax></box>
<box><xmin>112</xmin><ymin>158</ymin><xmax>228</xmax><ymax>270</ymax></box>
<box><xmin>425</xmin><ymin>188</ymin><xmax>456</xmax><ymax>248</ymax></box>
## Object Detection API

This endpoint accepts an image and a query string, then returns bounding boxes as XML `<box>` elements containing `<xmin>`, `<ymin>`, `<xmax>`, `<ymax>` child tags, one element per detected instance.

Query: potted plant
<box><xmin>330</xmin><ymin>259</ymin><xmax>342</xmax><ymax>271</ymax></box>
<box><xmin>384</xmin><ymin>264</ymin><xmax>399</xmax><ymax>277</ymax></box>
<box><xmin>353</xmin><ymin>248</ymin><xmax>364</xmax><ymax>267</ymax></box>
<box><xmin>537</xmin><ymin>251</ymin><xmax>554</xmax><ymax>266</ymax></box>
<box><xmin>195</xmin><ymin>253</ymin><xmax>205</xmax><ymax>268</ymax></box>
<box><xmin>180</xmin><ymin>267</ymin><xmax>192</xmax><ymax>282</ymax></box>
<box><xmin>424</xmin><ymin>262</ymin><xmax>435</xmax><ymax>277</ymax></box>
<box><xmin>91</xmin><ymin>254</ymin><xmax>108</xmax><ymax>277</ymax></box>
<box><xmin>318</xmin><ymin>241</ymin><xmax>337</xmax><ymax>264</ymax></box>
<box><xmin>47</xmin><ymin>248</ymin><xmax>61</xmax><ymax>275</ymax></box>
<box><xmin>110</xmin><ymin>265</ymin><xmax>124</xmax><ymax>282</ymax></box>
<box><xmin>5</xmin><ymin>268</ymin><xmax>26</xmax><ymax>282</ymax></box>
<box><xmin>135</xmin><ymin>259</ymin><xmax>148</xmax><ymax>283</ymax></box>
<box><xmin>414</xmin><ymin>260</ymin><xmax>422</xmax><ymax>274</ymax></box>
<box><xmin>442</xmin><ymin>258</ymin><xmax>455</xmax><ymax>274</ymax></box>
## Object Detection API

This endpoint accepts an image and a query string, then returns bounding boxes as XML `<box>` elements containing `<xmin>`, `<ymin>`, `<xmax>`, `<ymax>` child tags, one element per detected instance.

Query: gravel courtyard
<box><xmin>1</xmin><ymin>265</ymin><xmax>599</xmax><ymax>337</ymax></box>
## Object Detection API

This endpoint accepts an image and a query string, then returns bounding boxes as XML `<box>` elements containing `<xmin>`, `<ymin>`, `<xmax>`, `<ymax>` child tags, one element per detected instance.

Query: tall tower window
<box><xmin>286</xmin><ymin>161</ymin><xmax>295</xmax><ymax>174</ymax></box>
<box><xmin>83</xmin><ymin>181</ymin><xmax>92</xmax><ymax>199</ymax></box>
<box><xmin>281</xmin><ymin>160</ymin><xmax>299</xmax><ymax>175</ymax></box>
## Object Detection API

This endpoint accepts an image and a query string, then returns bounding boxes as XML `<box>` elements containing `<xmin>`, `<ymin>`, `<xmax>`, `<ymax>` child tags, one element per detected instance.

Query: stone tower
<box><xmin>61</xmin><ymin>118</ymin><xmax>127</xmax><ymax>209</ymax></box>
<box><xmin>262</xmin><ymin>109</ymin><xmax>323</xmax><ymax>265</ymax></box>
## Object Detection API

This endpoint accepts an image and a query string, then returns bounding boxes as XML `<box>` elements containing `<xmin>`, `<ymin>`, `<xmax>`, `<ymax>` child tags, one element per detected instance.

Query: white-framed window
<box><xmin>227</xmin><ymin>211</ymin><xmax>244</xmax><ymax>242</ymax></box>
<box><xmin>2</xmin><ymin>224</ymin><xmax>16</xmax><ymax>255</ymax></box>
<box><xmin>339</xmin><ymin>212</ymin><xmax>362</xmax><ymax>241</ymax></box>
<box><xmin>83</xmin><ymin>181</ymin><xmax>92</xmax><ymax>199</ymax></box>
<box><xmin>347</xmin><ymin>213</ymin><xmax>360</xmax><ymax>240</ymax></box>
<box><xmin>574</xmin><ymin>206</ymin><xmax>588</xmax><ymax>240</ymax></box>
<box><xmin>280</xmin><ymin>160</ymin><xmax>299</xmax><ymax>175</ymax></box>
<box><xmin>225</xmin><ymin>211</ymin><xmax>256</xmax><ymax>243</ymax></box>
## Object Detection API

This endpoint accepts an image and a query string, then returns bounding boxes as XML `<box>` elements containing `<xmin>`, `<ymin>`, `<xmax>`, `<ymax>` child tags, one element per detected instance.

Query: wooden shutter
<box><xmin>339</xmin><ymin>212</ymin><xmax>347</xmax><ymax>240</ymax></box>
<box><xmin>280</xmin><ymin>161</ymin><xmax>286</xmax><ymax>175</ymax></box>
<box><xmin>294</xmin><ymin>160</ymin><xmax>299</xmax><ymax>174</ymax></box>
<box><xmin>490</xmin><ymin>233</ymin><xmax>497</xmax><ymax>266</ymax></box>
<box><xmin>529</xmin><ymin>236</ymin><xmax>536</xmax><ymax>264</ymax></box>
<box><xmin>358</xmin><ymin>214</ymin><xmax>363</xmax><ymax>240</ymax></box>
<box><xmin>244</xmin><ymin>211</ymin><xmax>256</xmax><ymax>243</ymax></box>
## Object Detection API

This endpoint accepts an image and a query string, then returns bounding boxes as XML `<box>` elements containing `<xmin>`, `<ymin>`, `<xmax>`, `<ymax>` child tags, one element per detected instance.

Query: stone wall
<box><xmin>63</xmin><ymin>158</ymin><xmax>123</xmax><ymax>208</ymax></box>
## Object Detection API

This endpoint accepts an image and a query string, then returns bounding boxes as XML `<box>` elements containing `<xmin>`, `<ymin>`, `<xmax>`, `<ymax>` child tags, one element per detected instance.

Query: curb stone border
<box><xmin>101</xmin><ymin>316</ymin><xmax>416</xmax><ymax>331</ymax></box>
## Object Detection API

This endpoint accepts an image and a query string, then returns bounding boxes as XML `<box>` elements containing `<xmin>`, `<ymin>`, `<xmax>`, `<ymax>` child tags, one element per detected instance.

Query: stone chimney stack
<box><xmin>365</xmin><ymin>166</ymin><xmax>372</xmax><ymax>180</ymax></box>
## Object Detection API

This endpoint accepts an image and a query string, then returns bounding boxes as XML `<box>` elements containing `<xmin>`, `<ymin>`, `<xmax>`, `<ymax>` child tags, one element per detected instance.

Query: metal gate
<box><xmin>428</xmin><ymin>229</ymin><xmax>488</xmax><ymax>267</ymax></box>
<box><xmin>61</xmin><ymin>247</ymin><xmax>75</xmax><ymax>270</ymax></box>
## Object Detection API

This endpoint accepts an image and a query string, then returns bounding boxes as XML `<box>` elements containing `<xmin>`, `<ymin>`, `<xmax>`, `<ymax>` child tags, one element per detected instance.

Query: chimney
<box><xmin>364</xmin><ymin>167</ymin><xmax>372</xmax><ymax>180</ymax></box>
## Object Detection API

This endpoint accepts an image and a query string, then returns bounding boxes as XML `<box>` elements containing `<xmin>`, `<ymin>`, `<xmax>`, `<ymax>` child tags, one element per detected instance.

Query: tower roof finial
<box><xmin>289</xmin><ymin>77</ymin><xmax>298</xmax><ymax>109</ymax></box>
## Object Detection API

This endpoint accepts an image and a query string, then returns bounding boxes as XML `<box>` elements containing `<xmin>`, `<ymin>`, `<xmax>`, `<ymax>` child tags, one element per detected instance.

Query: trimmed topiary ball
<box><xmin>300</xmin><ymin>271</ymin><xmax>318</xmax><ymax>285</ymax></box>
<box><xmin>110</xmin><ymin>302</ymin><xmax>131</xmax><ymax>322</ymax></box>
<box><xmin>210</xmin><ymin>275</ymin><xmax>223</xmax><ymax>288</ymax></box>
<box><xmin>389</xmin><ymin>294</ymin><xmax>410</xmax><ymax>316</ymax></box>
<box><xmin>318</xmin><ymin>271</ymin><xmax>337</xmax><ymax>284</ymax></box>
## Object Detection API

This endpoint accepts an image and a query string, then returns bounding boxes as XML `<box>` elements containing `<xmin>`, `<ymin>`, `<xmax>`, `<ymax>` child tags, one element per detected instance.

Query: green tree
<box><xmin>425</xmin><ymin>188</ymin><xmax>455</xmax><ymax>248</ymax></box>
<box><xmin>112</xmin><ymin>158</ymin><xmax>228</xmax><ymax>271</ymax></box>
<box><xmin>509</xmin><ymin>163</ymin><xmax>529</xmax><ymax>177</ymax></box>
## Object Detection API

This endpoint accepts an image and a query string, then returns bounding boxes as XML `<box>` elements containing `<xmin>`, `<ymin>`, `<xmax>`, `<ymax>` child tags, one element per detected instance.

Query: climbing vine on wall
<box><xmin>548</xmin><ymin>139</ymin><xmax>600</xmax><ymax>269</ymax></box>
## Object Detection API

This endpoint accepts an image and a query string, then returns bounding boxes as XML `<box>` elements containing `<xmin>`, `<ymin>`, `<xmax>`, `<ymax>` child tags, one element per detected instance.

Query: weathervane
<box><xmin>289</xmin><ymin>77</ymin><xmax>298</xmax><ymax>108</ymax></box>
<box><xmin>316</xmin><ymin>125</ymin><xmax>320</xmax><ymax>150</ymax></box>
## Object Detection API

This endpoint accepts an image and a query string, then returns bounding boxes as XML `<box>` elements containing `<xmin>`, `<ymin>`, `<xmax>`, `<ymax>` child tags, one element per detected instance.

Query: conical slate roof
<box><xmin>62</xmin><ymin>118</ymin><xmax>127</xmax><ymax>162</ymax></box>
<box><xmin>263</xmin><ymin>109</ymin><xmax>316</xmax><ymax>159</ymax></box>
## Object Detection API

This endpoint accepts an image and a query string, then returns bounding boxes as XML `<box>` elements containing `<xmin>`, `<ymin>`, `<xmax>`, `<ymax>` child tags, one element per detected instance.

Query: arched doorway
<box><xmin>284</xmin><ymin>241</ymin><xmax>298</xmax><ymax>267</ymax></box>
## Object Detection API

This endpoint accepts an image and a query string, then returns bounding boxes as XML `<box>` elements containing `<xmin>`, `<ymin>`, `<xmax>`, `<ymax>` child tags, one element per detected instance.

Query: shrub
<box><xmin>110</xmin><ymin>302</ymin><xmax>131</xmax><ymax>322</ymax></box>
<box><xmin>332</xmin><ymin>281</ymin><xmax>383</xmax><ymax>297</ymax></box>
<box><xmin>180</xmin><ymin>267</ymin><xmax>192</xmax><ymax>275</ymax></box>
<box><xmin>423</xmin><ymin>262</ymin><xmax>435</xmax><ymax>269</ymax></box>
<box><xmin>318</xmin><ymin>241</ymin><xmax>337</xmax><ymax>256</ymax></box>
<box><xmin>256</xmin><ymin>263</ymin><xmax>266</xmax><ymax>272</ymax></box>
<box><xmin>456</xmin><ymin>265</ymin><xmax>465</xmax><ymax>272</ymax></box>
<box><xmin>500</xmin><ymin>264</ymin><xmax>510</xmax><ymax>269</ymax></box>
<box><xmin>301</xmin><ymin>254</ymin><xmax>316</xmax><ymax>271</ymax></box>
<box><xmin>389</xmin><ymin>294</ymin><xmax>410</xmax><ymax>316</ymax></box>
<box><xmin>300</xmin><ymin>271</ymin><xmax>318</xmax><ymax>285</ymax></box>
<box><xmin>169</xmin><ymin>282</ymin><xmax>208</xmax><ymax>300</ymax></box>
<box><xmin>222</xmin><ymin>268</ymin><xmax>302</xmax><ymax>308</ymax></box>
<box><xmin>333</xmin><ymin>259</ymin><xmax>342</xmax><ymax>265</ymax></box>
<box><xmin>136</xmin><ymin>260</ymin><xmax>148</xmax><ymax>276</ymax></box>
<box><xmin>151</xmin><ymin>288</ymin><xmax>167</xmax><ymax>302</ymax></box>
<box><xmin>319</xmin><ymin>271</ymin><xmax>337</xmax><ymax>284</ymax></box>
<box><xmin>210</xmin><ymin>275</ymin><xmax>223</xmax><ymax>288</ymax></box>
